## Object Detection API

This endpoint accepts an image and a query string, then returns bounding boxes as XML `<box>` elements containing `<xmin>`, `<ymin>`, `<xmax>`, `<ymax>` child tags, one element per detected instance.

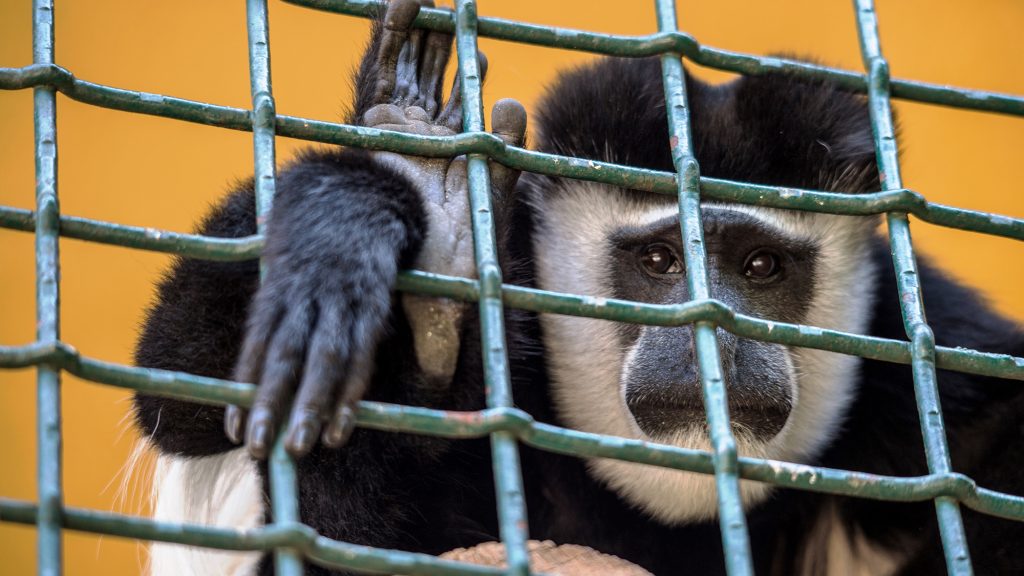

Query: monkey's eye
<box><xmin>640</xmin><ymin>244</ymin><xmax>683</xmax><ymax>275</ymax></box>
<box><xmin>743</xmin><ymin>249</ymin><xmax>782</xmax><ymax>280</ymax></box>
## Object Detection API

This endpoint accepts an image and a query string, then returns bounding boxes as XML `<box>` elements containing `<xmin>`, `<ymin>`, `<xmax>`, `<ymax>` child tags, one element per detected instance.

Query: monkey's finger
<box><xmin>372</xmin><ymin>0</ymin><xmax>421</xmax><ymax>105</ymax></box>
<box><xmin>234</xmin><ymin>288</ymin><xmax>287</xmax><ymax>384</ymax></box>
<box><xmin>246</xmin><ymin>301</ymin><xmax>315</xmax><ymax>460</ymax></box>
<box><xmin>224</xmin><ymin>406</ymin><xmax>248</xmax><ymax>445</ymax></box>
<box><xmin>393</xmin><ymin>19</ymin><xmax>426</xmax><ymax>105</ymax></box>
<box><xmin>404</xmin><ymin>0</ymin><xmax>438</xmax><ymax>108</ymax></box>
<box><xmin>478</xmin><ymin>50</ymin><xmax>489</xmax><ymax>85</ymax></box>
<box><xmin>322</xmin><ymin>341</ymin><xmax>375</xmax><ymax>448</ymax></box>
<box><xmin>417</xmin><ymin>29</ymin><xmax>452</xmax><ymax>117</ymax></box>
<box><xmin>283</xmin><ymin>305</ymin><xmax>347</xmax><ymax>457</ymax></box>
<box><xmin>438</xmin><ymin>52</ymin><xmax>487</xmax><ymax>132</ymax></box>
<box><xmin>436</xmin><ymin>72</ymin><xmax>462</xmax><ymax>132</ymax></box>
<box><xmin>488</xmin><ymin>98</ymin><xmax>528</xmax><ymax>193</ymax></box>
<box><xmin>490</xmin><ymin>98</ymin><xmax>526</xmax><ymax>147</ymax></box>
<box><xmin>229</xmin><ymin>296</ymin><xmax>286</xmax><ymax>444</ymax></box>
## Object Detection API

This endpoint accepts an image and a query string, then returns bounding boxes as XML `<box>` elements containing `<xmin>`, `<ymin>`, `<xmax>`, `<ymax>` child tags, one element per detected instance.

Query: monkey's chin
<box><xmin>587</xmin><ymin>427</ymin><xmax>774</xmax><ymax>526</ymax></box>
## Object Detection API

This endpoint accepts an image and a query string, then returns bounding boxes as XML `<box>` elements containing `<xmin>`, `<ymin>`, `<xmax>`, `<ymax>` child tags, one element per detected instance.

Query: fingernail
<box><xmin>249</xmin><ymin>420</ymin><xmax>270</xmax><ymax>460</ymax></box>
<box><xmin>224</xmin><ymin>407</ymin><xmax>243</xmax><ymax>444</ymax></box>
<box><xmin>287</xmin><ymin>421</ymin><xmax>317</xmax><ymax>457</ymax></box>
<box><xmin>323</xmin><ymin>406</ymin><xmax>356</xmax><ymax>448</ymax></box>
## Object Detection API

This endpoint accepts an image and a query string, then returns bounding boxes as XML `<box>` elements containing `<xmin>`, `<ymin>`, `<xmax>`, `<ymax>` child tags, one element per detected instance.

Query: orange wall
<box><xmin>1</xmin><ymin>1</ymin><xmax>1022</xmax><ymax>574</ymax></box>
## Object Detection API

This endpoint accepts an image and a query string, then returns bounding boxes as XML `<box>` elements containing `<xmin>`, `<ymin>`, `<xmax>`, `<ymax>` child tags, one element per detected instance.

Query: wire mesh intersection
<box><xmin>1</xmin><ymin>0</ymin><xmax>1024</xmax><ymax>575</ymax></box>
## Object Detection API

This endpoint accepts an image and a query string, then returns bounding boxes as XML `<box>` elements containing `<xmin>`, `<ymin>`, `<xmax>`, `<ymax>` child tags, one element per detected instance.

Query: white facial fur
<box><xmin>530</xmin><ymin>180</ymin><xmax>878</xmax><ymax>524</ymax></box>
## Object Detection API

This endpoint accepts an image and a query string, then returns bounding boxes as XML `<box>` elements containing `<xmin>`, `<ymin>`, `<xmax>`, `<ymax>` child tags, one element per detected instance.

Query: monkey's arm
<box><xmin>227</xmin><ymin>0</ymin><xmax>525</xmax><ymax>460</ymax></box>
<box><xmin>135</xmin><ymin>0</ymin><xmax>525</xmax><ymax>460</ymax></box>
<box><xmin>132</xmin><ymin>151</ymin><xmax>427</xmax><ymax>457</ymax></box>
<box><xmin>226</xmin><ymin>147</ymin><xmax>431</xmax><ymax>459</ymax></box>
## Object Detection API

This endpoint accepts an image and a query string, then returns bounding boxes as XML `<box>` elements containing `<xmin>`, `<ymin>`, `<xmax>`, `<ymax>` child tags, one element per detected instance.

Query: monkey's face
<box><xmin>531</xmin><ymin>181</ymin><xmax>879</xmax><ymax>524</ymax></box>
<box><xmin>613</xmin><ymin>205</ymin><xmax>812</xmax><ymax>443</ymax></box>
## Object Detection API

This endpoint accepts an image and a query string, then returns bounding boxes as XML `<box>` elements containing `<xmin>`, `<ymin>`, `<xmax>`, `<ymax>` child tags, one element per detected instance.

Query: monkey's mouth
<box><xmin>626</xmin><ymin>400</ymin><xmax>790</xmax><ymax>440</ymax></box>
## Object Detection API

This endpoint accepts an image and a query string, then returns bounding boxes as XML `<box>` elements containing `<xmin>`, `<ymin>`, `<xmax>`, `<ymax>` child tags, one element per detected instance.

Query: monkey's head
<box><xmin>524</xmin><ymin>57</ymin><xmax>882</xmax><ymax>524</ymax></box>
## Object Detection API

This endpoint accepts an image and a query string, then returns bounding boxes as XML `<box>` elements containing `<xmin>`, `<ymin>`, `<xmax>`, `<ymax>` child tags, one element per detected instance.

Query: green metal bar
<box><xmin>0</xmin><ymin>206</ymin><xmax>264</xmax><ymax>260</ymax></box>
<box><xmin>0</xmin><ymin>499</ymin><xmax>511</xmax><ymax>576</ymax></box>
<box><xmin>283</xmin><ymin>0</ymin><xmax>1024</xmax><ymax>117</ymax></box>
<box><xmin>4</xmin><ymin>382</ymin><xmax>1024</xmax><ymax>518</ymax></box>
<box><xmin>453</xmin><ymin>2</ymin><xmax>531</xmax><ymax>574</ymax></box>
<box><xmin>853</xmin><ymin>1</ymin><xmax>972</xmax><ymax>573</ymax></box>
<box><xmin>31</xmin><ymin>1</ymin><xmax>63</xmax><ymax>574</ymax></box>
<box><xmin>655</xmin><ymin>2</ymin><xmax>753</xmax><ymax>574</ymax></box>
<box><xmin>244</xmin><ymin>1</ymin><xmax>304</xmax><ymax>574</ymax></box>
<box><xmin>1</xmin><ymin>343</ymin><xmax>1023</xmax><ymax>517</ymax></box>
<box><xmin>3</xmin><ymin>67</ymin><xmax>1024</xmax><ymax>243</ymax></box>
<box><xmin>4</xmin><ymin>164</ymin><xmax>1023</xmax><ymax>247</ymax></box>
<box><xmin>2</xmin><ymin>271</ymin><xmax>1023</xmax><ymax>384</ymax></box>
<box><xmin>248</xmin><ymin>0</ymin><xmax>277</xmax><ymax>226</ymax></box>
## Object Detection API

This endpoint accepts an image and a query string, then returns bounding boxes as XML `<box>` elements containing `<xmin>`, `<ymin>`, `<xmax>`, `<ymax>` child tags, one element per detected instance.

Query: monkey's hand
<box><xmin>359</xmin><ymin>1</ymin><xmax>526</xmax><ymax>389</ymax></box>
<box><xmin>225</xmin><ymin>0</ymin><xmax>526</xmax><ymax>460</ymax></box>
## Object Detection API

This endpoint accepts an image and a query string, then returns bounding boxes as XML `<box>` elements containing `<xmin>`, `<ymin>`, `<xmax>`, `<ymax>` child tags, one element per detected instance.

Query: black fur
<box><xmin>134</xmin><ymin>35</ymin><xmax>1024</xmax><ymax>576</ymax></box>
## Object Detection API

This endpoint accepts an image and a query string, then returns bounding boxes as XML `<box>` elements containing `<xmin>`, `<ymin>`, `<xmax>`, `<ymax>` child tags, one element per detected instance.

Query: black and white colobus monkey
<box><xmin>133</xmin><ymin>1</ymin><xmax>1024</xmax><ymax>574</ymax></box>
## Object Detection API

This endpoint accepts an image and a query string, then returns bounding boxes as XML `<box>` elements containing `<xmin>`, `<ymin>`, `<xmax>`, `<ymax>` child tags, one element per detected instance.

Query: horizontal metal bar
<box><xmin>0</xmin><ymin>498</ymin><xmax>509</xmax><ymax>576</ymax></box>
<box><xmin>0</xmin><ymin>206</ymin><xmax>263</xmax><ymax>260</ymax></box>
<box><xmin>356</xmin><ymin>405</ymin><xmax>1024</xmax><ymax>521</ymax></box>
<box><xmin>0</xmin><ymin>270</ymin><xmax>1021</xmax><ymax>383</ymax></box>
<box><xmin>3</xmin><ymin>185</ymin><xmax>1021</xmax><ymax>253</ymax></box>
<box><xmin>2</xmin><ymin>68</ymin><xmax>1021</xmax><ymax>243</ymax></box>
<box><xmin>282</xmin><ymin>0</ymin><xmax>1024</xmax><ymax>117</ymax></box>
<box><xmin>2</xmin><ymin>68</ymin><xmax>1023</xmax><ymax>242</ymax></box>
<box><xmin>2</xmin><ymin>388</ymin><xmax>1023</xmax><ymax>520</ymax></box>
<box><xmin>0</xmin><ymin>341</ymin><xmax>1015</xmax><ymax>512</ymax></box>
<box><xmin>405</xmin><ymin>274</ymin><xmax>1021</xmax><ymax>381</ymax></box>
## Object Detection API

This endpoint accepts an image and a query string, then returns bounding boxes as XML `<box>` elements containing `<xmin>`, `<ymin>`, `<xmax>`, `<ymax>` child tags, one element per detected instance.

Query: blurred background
<box><xmin>1</xmin><ymin>0</ymin><xmax>1022</xmax><ymax>574</ymax></box>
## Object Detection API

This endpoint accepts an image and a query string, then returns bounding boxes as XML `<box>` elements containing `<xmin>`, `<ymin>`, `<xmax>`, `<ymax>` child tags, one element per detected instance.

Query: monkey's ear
<box><xmin>729</xmin><ymin>61</ymin><xmax>883</xmax><ymax>194</ymax></box>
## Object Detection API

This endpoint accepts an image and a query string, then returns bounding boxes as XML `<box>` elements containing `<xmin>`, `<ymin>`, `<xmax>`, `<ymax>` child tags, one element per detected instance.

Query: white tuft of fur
<box><xmin>149</xmin><ymin>449</ymin><xmax>264</xmax><ymax>576</ymax></box>
<box><xmin>592</xmin><ymin>428</ymin><xmax>776</xmax><ymax>524</ymax></box>
<box><xmin>530</xmin><ymin>180</ymin><xmax>877</xmax><ymax>524</ymax></box>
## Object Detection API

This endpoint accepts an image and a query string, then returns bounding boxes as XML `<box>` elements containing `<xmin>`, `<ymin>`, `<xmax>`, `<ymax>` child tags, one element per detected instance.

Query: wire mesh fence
<box><xmin>1</xmin><ymin>0</ymin><xmax>1024</xmax><ymax>574</ymax></box>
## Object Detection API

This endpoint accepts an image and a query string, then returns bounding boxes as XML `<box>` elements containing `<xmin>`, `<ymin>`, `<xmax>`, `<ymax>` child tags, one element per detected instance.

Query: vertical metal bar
<box><xmin>32</xmin><ymin>0</ymin><xmax>64</xmax><ymax>574</ymax></box>
<box><xmin>453</xmin><ymin>2</ymin><xmax>531</xmax><ymax>574</ymax></box>
<box><xmin>244</xmin><ymin>1</ymin><xmax>302</xmax><ymax>574</ymax></box>
<box><xmin>247</xmin><ymin>0</ymin><xmax>277</xmax><ymax>234</ymax></box>
<box><xmin>653</xmin><ymin>2</ymin><xmax>753</xmax><ymax>574</ymax></box>
<box><xmin>852</xmin><ymin>1</ymin><xmax>972</xmax><ymax>573</ymax></box>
